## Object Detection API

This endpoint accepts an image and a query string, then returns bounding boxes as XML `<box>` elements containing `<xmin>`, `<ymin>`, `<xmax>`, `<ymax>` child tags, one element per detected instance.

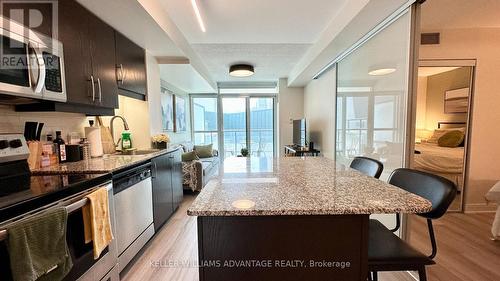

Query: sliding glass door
<box><xmin>222</xmin><ymin>97</ymin><xmax>247</xmax><ymax>157</ymax></box>
<box><xmin>249</xmin><ymin>97</ymin><xmax>274</xmax><ymax>157</ymax></box>
<box><xmin>222</xmin><ymin>96</ymin><xmax>275</xmax><ymax>158</ymax></box>
<box><xmin>335</xmin><ymin>8</ymin><xmax>414</xmax><ymax>233</ymax></box>
<box><xmin>335</xmin><ymin>8</ymin><xmax>412</xmax><ymax>179</ymax></box>
<box><xmin>192</xmin><ymin>95</ymin><xmax>276</xmax><ymax>158</ymax></box>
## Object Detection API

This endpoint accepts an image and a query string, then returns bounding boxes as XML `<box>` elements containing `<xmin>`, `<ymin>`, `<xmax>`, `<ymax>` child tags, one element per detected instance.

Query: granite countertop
<box><xmin>32</xmin><ymin>146</ymin><xmax>182</xmax><ymax>175</ymax></box>
<box><xmin>187</xmin><ymin>157</ymin><xmax>432</xmax><ymax>216</ymax></box>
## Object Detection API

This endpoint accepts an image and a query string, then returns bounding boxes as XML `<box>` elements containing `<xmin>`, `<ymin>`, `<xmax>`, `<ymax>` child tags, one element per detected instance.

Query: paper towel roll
<box><xmin>85</xmin><ymin>126</ymin><xmax>103</xmax><ymax>157</ymax></box>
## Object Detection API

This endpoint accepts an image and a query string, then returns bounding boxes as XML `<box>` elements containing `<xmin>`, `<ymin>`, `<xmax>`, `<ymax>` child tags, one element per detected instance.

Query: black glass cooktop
<box><xmin>0</xmin><ymin>173</ymin><xmax>111</xmax><ymax>222</ymax></box>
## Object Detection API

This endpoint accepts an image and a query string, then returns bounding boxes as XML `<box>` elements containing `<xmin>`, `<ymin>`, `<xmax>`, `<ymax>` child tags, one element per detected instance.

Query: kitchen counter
<box><xmin>32</xmin><ymin>145</ymin><xmax>182</xmax><ymax>175</ymax></box>
<box><xmin>189</xmin><ymin>157</ymin><xmax>433</xmax><ymax>281</ymax></box>
<box><xmin>188</xmin><ymin>156</ymin><xmax>432</xmax><ymax>216</ymax></box>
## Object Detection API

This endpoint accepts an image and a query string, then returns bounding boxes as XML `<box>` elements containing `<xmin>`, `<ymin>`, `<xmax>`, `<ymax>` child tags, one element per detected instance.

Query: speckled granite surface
<box><xmin>32</xmin><ymin>146</ymin><xmax>182</xmax><ymax>175</ymax></box>
<box><xmin>187</xmin><ymin>157</ymin><xmax>432</xmax><ymax>216</ymax></box>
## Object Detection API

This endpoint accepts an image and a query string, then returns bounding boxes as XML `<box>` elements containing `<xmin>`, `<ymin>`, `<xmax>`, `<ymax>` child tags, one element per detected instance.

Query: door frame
<box><xmin>413</xmin><ymin>59</ymin><xmax>477</xmax><ymax>214</ymax></box>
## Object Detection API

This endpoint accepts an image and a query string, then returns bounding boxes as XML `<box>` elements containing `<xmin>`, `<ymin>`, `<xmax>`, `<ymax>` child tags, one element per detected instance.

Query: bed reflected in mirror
<box><xmin>413</xmin><ymin>65</ymin><xmax>473</xmax><ymax>212</ymax></box>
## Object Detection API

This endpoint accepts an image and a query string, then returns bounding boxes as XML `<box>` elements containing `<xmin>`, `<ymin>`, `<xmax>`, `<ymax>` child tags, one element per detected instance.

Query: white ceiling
<box><xmin>161</xmin><ymin>0</ymin><xmax>348</xmax><ymax>44</ymax></box>
<box><xmin>160</xmin><ymin>0</ymin><xmax>350</xmax><ymax>83</ymax></box>
<box><xmin>418</xmin><ymin>67</ymin><xmax>459</xmax><ymax>77</ymax></box>
<box><xmin>159</xmin><ymin>64</ymin><xmax>215</xmax><ymax>93</ymax></box>
<box><xmin>191</xmin><ymin>43</ymin><xmax>310</xmax><ymax>82</ymax></box>
<box><xmin>421</xmin><ymin>0</ymin><xmax>500</xmax><ymax>30</ymax></box>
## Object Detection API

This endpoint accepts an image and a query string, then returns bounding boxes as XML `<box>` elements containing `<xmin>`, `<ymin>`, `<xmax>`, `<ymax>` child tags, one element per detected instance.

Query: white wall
<box><xmin>100</xmin><ymin>95</ymin><xmax>151</xmax><ymax>149</ymax></box>
<box><xmin>146</xmin><ymin>52</ymin><xmax>192</xmax><ymax>145</ymax></box>
<box><xmin>416</xmin><ymin>76</ymin><xmax>427</xmax><ymax>130</ymax></box>
<box><xmin>420</xmin><ymin>27</ymin><xmax>500</xmax><ymax>212</ymax></box>
<box><xmin>0</xmin><ymin>105</ymin><xmax>88</xmax><ymax>139</ymax></box>
<box><xmin>303</xmin><ymin>67</ymin><xmax>336</xmax><ymax>159</ymax></box>
<box><xmin>277</xmin><ymin>78</ymin><xmax>304</xmax><ymax>156</ymax></box>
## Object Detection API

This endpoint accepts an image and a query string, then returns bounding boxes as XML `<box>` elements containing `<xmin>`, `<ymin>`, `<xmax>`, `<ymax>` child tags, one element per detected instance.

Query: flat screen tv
<box><xmin>292</xmin><ymin>119</ymin><xmax>306</xmax><ymax>147</ymax></box>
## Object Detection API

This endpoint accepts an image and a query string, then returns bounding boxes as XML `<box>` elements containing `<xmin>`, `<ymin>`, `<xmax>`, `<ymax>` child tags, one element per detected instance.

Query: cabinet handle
<box><xmin>97</xmin><ymin>77</ymin><xmax>102</xmax><ymax>102</ymax></box>
<box><xmin>88</xmin><ymin>75</ymin><xmax>95</xmax><ymax>101</ymax></box>
<box><xmin>116</xmin><ymin>64</ymin><xmax>125</xmax><ymax>84</ymax></box>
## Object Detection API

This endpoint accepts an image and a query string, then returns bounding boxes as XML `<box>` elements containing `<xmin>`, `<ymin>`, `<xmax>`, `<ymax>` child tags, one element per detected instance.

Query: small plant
<box><xmin>241</xmin><ymin>147</ymin><xmax>249</xmax><ymax>157</ymax></box>
<box><xmin>152</xmin><ymin>134</ymin><xmax>170</xmax><ymax>149</ymax></box>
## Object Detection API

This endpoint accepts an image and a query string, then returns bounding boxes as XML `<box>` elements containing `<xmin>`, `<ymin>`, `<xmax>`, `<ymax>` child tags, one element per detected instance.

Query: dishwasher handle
<box><xmin>113</xmin><ymin>168</ymin><xmax>151</xmax><ymax>195</ymax></box>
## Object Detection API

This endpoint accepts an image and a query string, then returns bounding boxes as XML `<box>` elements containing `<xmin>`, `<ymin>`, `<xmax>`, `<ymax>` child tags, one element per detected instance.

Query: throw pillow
<box><xmin>194</xmin><ymin>144</ymin><xmax>213</xmax><ymax>158</ymax></box>
<box><xmin>182</xmin><ymin>151</ymin><xmax>199</xmax><ymax>162</ymax></box>
<box><xmin>438</xmin><ymin>130</ymin><xmax>465</xmax><ymax>147</ymax></box>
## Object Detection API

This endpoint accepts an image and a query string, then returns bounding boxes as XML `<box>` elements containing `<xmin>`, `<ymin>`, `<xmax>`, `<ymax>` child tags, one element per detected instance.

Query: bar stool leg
<box><xmin>418</xmin><ymin>267</ymin><xmax>427</xmax><ymax>281</ymax></box>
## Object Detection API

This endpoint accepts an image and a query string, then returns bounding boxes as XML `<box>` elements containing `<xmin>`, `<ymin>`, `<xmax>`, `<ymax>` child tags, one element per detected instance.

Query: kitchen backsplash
<box><xmin>0</xmin><ymin>105</ymin><xmax>90</xmax><ymax>141</ymax></box>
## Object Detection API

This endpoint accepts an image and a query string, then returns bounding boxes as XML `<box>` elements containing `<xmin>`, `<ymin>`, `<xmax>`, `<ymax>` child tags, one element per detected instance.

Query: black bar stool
<box><xmin>349</xmin><ymin>156</ymin><xmax>384</xmax><ymax>179</ymax></box>
<box><xmin>368</xmin><ymin>168</ymin><xmax>457</xmax><ymax>281</ymax></box>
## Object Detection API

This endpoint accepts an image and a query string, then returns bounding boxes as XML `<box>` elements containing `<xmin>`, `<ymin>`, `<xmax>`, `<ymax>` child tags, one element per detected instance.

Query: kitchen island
<box><xmin>188</xmin><ymin>157</ymin><xmax>432</xmax><ymax>281</ymax></box>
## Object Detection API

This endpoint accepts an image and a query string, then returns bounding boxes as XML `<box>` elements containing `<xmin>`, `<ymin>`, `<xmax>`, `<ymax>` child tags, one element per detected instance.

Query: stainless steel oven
<box><xmin>0</xmin><ymin>16</ymin><xmax>66</xmax><ymax>103</ymax></box>
<box><xmin>0</xmin><ymin>181</ymin><xmax>118</xmax><ymax>281</ymax></box>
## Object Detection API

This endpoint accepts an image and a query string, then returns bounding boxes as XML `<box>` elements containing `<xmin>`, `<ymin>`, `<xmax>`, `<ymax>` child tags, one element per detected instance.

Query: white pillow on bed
<box><xmin>427</xmin><ymin>128</ymin><xmax>465</xmax><ymax>143</ymax></box>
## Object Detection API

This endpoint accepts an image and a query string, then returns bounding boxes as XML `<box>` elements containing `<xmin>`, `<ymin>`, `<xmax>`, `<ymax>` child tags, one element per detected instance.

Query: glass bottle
<box><xmin>54</xmin><ymin>131</ymin><xmax>67</xmax><ymax>163</ymax></box>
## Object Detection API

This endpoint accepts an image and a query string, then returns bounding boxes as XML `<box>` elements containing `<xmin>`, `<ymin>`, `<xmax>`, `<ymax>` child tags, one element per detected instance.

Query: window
<box><xmin>192</xmin><ymin>97</ymin><xmax>219</xmax><ymax>149</ymax></box>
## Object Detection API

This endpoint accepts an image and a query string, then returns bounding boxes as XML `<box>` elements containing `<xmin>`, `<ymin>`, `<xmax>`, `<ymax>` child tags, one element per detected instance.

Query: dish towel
<box><xmin>82</xmin><ymin>187</ymin><xmax>114</xmax><ymax>259</ymax></box>
<box><xmin>6</xmin><ymin>207</ymin><xmax>73</xmax><ymax>281</ymax></box>
<box><xmin>485</xmin><ymin>181</ymin><xmax>500</xmax><ymax>239</ymax></box>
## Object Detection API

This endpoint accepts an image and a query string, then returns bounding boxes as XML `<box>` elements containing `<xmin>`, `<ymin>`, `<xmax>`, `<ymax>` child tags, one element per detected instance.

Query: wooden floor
<box><xmin>407</xmin><ymin>213</ymin><xmax>500</xmax><ymax>281</ymax></box>
<box><xmin>122</xmin><ymin>194</ymin><xmax>499</xmax><ymax>281</ymax></box>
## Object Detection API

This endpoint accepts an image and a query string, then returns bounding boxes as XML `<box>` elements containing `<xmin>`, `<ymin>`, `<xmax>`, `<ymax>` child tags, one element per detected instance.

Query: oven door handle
<box><xmin>0</xmin><ymin>182</ymin><xmax>112</xmax><ymax>242</ymax></box>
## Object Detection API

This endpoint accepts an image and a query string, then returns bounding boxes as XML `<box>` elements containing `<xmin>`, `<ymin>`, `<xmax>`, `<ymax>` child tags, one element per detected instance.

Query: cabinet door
<box><xmin>115</xmin><ymin>31</ymin><xmax>147</xmax><ymax>98</ymax></box>
<box><xmin>88</xmin><ymin>12</ymin><xmax>118</xmax><ymax>109</ymax></box>
<box><xmin>171</xmin><ymin>149</ymin><xmax>184</xmax><ymax>210</ymax></box>
<box><xmin>151</xmin><ymin>154</ymin><xmax>174</xmax><ymax>232</ymax></box>
<box><xmin>58</xmin><ymin>0</ymin><xmax>94</xmax><ymax>106</ymax></box>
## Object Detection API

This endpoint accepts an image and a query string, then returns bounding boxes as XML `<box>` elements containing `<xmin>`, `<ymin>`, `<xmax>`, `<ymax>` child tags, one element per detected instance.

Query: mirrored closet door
<box><xmin>413</xmin><ymin>60</ymin><xmax>475</xmax><ymax>212</ymax></box>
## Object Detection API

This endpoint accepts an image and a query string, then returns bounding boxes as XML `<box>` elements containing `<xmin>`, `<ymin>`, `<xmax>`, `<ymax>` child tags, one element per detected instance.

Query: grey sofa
<box><xmin>181</xmin><ymin>142</ymin><xmax>219</xmax><ymax>191</ymax></box>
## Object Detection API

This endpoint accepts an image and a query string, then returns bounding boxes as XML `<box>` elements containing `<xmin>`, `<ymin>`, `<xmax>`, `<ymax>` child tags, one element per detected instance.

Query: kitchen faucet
<box><xmin>110</xmin><ymin>115</ymin><xmax>130</xmax><ymax>147</ymax></box>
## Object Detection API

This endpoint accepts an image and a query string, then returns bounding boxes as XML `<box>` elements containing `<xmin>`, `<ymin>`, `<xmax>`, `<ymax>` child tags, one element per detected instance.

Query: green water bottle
<box><xmin>121</xmin><ymin>131</ymin><xmax>132</xmax><ymax>150</ymax></box>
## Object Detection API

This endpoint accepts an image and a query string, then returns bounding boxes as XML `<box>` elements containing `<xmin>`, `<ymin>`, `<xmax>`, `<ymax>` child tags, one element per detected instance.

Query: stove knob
<box><xmin>0</xmin><ymin>140</ymin><xmax>8</xmax><ymax>149</ymax></box>
<box><xmin>9</xmin><ymin>139</ymin><xmax>23</xmax><ymax>148</ymax></box>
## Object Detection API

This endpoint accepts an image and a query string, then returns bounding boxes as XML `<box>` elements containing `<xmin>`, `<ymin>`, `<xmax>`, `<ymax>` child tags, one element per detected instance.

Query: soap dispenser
<box><xmin>121</xmin><ymin>130</ymin><xmax>132</xmax><ymax>150</ymax></box>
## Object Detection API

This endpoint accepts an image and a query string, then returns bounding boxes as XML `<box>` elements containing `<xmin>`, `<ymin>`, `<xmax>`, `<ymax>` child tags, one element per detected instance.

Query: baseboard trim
<box><xmin>464</xmin><ymin>203</ymin><xmax>498</xmax><ymax>213</ymax></box>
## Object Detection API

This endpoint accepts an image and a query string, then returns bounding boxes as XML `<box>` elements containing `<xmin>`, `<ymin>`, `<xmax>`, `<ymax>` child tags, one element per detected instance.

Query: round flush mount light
<box><xmin>229</xmin><ymin>64</ymin><xmax>255</xmax><ymax>77</ymax></box>
<box><xmin>368</xmin><ymin>68</ymin><xmax>396</xmax><ymax>76</ymax></box>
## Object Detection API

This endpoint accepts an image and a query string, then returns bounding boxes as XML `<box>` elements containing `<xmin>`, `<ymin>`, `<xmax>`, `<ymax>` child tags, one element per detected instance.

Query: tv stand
<box><xmin>284</xmin><ymin>145</ymin><xmax>320</xmax><ymax>157</ymax></box>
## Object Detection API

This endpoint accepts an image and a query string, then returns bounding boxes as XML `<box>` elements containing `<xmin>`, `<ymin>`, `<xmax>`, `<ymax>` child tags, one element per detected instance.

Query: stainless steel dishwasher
<box><xmin>112</xmin><ymin>162</ymin><xmax>154</xmax><ymax>272</ymax></box>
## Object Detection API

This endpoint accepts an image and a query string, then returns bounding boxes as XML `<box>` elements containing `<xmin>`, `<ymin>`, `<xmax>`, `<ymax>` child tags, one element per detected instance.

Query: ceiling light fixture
<box><xmin>191</xmin><ymin>0</ymin><xmax>206</xmax><ymax>32</ymax></box>
<box><xmin>229</xmin><ymin>64</ymin><xmax>255</xmax><ymax>77</ymax></box>
<box><xmin>368</xmin><ymin>68</ymin><xmax>396</xmax><ymax>76</ymax></box>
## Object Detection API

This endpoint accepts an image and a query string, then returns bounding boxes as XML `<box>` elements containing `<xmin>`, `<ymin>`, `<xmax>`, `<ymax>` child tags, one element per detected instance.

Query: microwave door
<box><xmin>27</xmin><ymin>42</ymin><xmax>45</xmax><ymax>94</ymax></box>
<box><xmin>0</xmin><ymin>33</ymin><xmax>41</xmax><ymax>100</ymax></box>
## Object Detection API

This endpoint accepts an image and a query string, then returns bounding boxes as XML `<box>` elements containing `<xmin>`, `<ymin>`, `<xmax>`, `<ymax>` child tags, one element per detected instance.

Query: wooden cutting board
<box><xmin>96</xmin><ymin>117</ymin><xmax>116</xmax><ymax>154</ymax></box>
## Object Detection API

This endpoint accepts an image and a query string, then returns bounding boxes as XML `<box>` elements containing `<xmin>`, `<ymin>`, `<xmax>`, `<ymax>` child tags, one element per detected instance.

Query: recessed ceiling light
<box><xmin>229</xmin><ymin>64</ymin><xmax>255</xmax><ymax>77</ymax></box>
<box><xmin>368</xmin><ymin>68</ymin><xmax>396</xmax><ymax>76</ymax></box>
<box><xmin>191</xmin><ymin>0</ymin><xmax>206</xmax><ymax>32</ymax></box>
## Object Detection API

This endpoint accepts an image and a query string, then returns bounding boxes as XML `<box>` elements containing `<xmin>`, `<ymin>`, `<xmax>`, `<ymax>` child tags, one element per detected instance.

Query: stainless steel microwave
<box><xmin>0</xmin><ymin>16</ymin><xmax>66</xmax><ymax>104</ymax></box>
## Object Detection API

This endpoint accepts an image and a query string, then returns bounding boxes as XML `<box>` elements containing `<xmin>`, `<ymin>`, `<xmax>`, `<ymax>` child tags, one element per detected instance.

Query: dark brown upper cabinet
<box><xmin>16</xmin><ymin>0</ymin><xmax>117</xmax><ymax>115</ymax></box>
<box><xmin>59</xmin><ymin>0</ymin><xmax>118</xmax><ymax>109</ymax></box>
<box><xmin>115</xmin><ymin>31</ymin><xmax>147</xmax><ymax>100</ymax></box>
